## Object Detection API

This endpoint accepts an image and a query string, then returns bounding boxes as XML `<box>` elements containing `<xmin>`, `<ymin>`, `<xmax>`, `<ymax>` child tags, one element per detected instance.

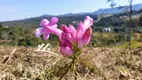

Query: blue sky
<box><xmin>0</xmin><ymin>0</ymin><xmax>142</xmax><ymax>21</ymax></box>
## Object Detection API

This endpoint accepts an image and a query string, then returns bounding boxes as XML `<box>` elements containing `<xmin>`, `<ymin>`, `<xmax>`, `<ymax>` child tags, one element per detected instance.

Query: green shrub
<box><xmin>117</xmin><ymin>41</ymin><xmax>142</xmax><ymax>49</ymax></box>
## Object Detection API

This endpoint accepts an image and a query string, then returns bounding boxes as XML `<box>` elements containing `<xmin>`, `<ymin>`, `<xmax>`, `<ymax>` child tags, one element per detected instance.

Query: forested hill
<box><xmin>0</xmin><ymin>14</ymin><xmax>98</xmax><ymax>28</ymax></box>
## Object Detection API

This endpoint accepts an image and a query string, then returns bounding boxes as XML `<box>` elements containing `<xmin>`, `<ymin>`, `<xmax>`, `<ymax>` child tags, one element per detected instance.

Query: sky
<box><xmin>0</xmin><ymin>0</ymin><xmax>142</xmax><ymax>21</ymax></box>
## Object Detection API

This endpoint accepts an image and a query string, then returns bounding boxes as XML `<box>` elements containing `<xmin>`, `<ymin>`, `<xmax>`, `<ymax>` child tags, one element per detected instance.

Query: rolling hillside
<box><xmin>1</xmin><ymin>3</ymin><xmax>142</xmax><ymax>28</ymax></box>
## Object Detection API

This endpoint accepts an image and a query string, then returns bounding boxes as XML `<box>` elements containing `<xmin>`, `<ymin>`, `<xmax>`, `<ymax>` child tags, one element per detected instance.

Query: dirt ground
<box><xmin>0</xmin><ymin>45</ymin><xmax>142</xmax><ymax>80</ymax></box>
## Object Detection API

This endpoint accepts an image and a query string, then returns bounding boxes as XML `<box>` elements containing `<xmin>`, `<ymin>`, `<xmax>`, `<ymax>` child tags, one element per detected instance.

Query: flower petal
<box><xmin>60</xmin><ymin>41</ymin><xmax>73</xmax><ymax>56</ymax></box>
<box><xmin>83</xmin><ymin>16</ymin><xmax>93</xmax><ymax>29</ymax></box>
<box><xmin>40</xmin><ymin>19</ymin><xmax>49</xmax><ymax>26</ymax></box>
<box><xmin>60</xmin><ymin>46</ymin><xmax>66</xmax><ymax>56</ymax></box>
<box><xmin>45</xmin><ymin>25</ymin><xmax>62</xmax><ymax>37</ymax></box>
<box><xmin>77</xmin><ymin>22</ymin><xmax>84</xmax><ymax>32</ymax></box>
<box><xmin>44</xmin><ymin>31</ymin><xmax>50</xmax><ymax>40</ymax></box>
<box><xmin>68</xmin><ymin>24</ymin><xmax>76</xmax><ymax>33</ymax></box>
<box><xmin>82</xmin><ymin>27</ymin><xmax>92</xmax><ymax>45</ymax></box>
<box><xmin>76</xmin><ymin>22</ymin><xmax>85</xmax><ymax>39</ymax></box>
<box><xmin>61</xmin><ymin>24</ymin><xmax>69</xmax><ymax>33</ymax></box>
<box><xmin>68</xmin><ymin>24</ymin><xmax>77</xmax><ymax>43</ymax></box>
<box><xmin>78</xmin><ymin>38</ymin><xmax>83</xmax><ymax>48</ymax></box>
<box><xmin>65</xmin><ymin>46</ymin><xmax>73</xmax><ymax>56</ymax></box>
<box><xmin>35</xmin><ymin>27</ymin><xmax>43</xmax><ymax>38</ymax></box>
<box><xmin>49</xmin><ymin>17</ymin><xmax>59</xmax><ymax>26</ymax></box>
<box><xmin>67</xmin><ymin>33</ymin><xmax>73</xmax><ymax>44</ymax></box>
<box><xmin>76</xmin><ymin>29</ymin><xmax>83</xmax><ymax>39</ymax></box>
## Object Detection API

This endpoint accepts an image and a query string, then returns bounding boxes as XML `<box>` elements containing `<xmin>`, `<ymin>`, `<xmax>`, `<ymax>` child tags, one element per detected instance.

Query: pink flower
<box><xmin>35</xmin><ymin>17</ymin><xmax>62</xmax><ymax>40</ymax></box>
<box><xmin>59</xmin><ymin>16</ymin><xmax>93</xmax><ymax>56</ymax></box>
<box><xmin>59</xmin><ymin>25</ymin><xmax>74</xmax><ymax>56</ymax></box>
<box><xmin>35</xmin><ymin>16</ymin><xmax>93</xmax><ymax>57</ymax></box>
<box><xmin>60</xmin><ymin>24</ymin><xmax>77</xmax><ymax>44</ymax></box>
<box><xmin>59</xmin><ymin>40</ymin><xmax>73</xmax><ymax>56</ymax></box>
<box><xmin>77</xmin><ymin>16</ymin><xmax>93</xmax><ymax>48</ymax></box>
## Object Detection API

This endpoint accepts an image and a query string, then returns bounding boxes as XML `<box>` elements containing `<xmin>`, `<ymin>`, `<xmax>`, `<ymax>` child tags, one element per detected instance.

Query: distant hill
<box><xmin>58</xmin><ymin>3</ymin><xmax>142</xmax><ymax>16</ymax></box>
<box><xmin>0</xmin><ymin>14</ymin><xmax>98</xmax><ymax>28</ymax></box>
<box><xmin>93</xmin><ymin>4</ymin><xmax>142</xmax><ymax>15</ymax></box>
<box><xmin>1</xmin><ymin>3</ymin><xmax>142</xmax><ymax>28</ymax></box>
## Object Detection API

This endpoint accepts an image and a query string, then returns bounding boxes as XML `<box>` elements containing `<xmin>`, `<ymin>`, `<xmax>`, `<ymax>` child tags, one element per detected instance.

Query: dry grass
<box><xmin>0</xmin><ymin>45</ymin><xmax>142</xmax><ymax>80</ymax></box>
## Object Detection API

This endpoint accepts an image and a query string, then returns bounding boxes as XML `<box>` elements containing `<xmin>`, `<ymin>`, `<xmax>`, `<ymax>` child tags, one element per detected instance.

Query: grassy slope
<box><xmin>0</xmin><ymin>46</ymin><xmax>142</xmax><ymax>80</ymax></box>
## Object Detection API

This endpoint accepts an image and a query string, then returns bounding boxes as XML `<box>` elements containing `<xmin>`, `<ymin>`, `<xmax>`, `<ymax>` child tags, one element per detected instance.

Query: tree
<box><xmin>107</xmin><ymin>0</ymin><xmax>133</xmax><ymax>49</ymax></box>
<box><xmin>95</xmin><ymin>15</ymin><xmax>124</xmax><ymax>27</ymax></box>
<box><xmin>0</xmin><ymin>24</ymin><xmax>3</xmax><ymax>34</ymax></box>
<box><xmin>139</xmin><ymin>15</ymin><xmax>142</xmax><ymax>26</ymax></box>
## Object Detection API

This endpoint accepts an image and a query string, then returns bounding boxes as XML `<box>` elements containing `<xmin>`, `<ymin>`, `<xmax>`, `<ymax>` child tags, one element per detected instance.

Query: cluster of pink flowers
<box><xmin>35</xmin><ymin>16</ymin><xmax>93</xmax><ymax>57</ymax></box>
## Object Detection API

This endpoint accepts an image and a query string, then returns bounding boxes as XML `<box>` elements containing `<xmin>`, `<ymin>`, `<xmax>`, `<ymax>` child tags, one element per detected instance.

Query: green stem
<box><xmin>59</xmin><ymin>48</ymin><xmax>81</xmax><ymax>80</ymax></box>
<box><xmin>59</xmin><ymin>56</ymin><xmax>77</xmax><ymax>80</ymax></box>
<box><xmin>73</xmin><ymin>64</ymin><xmax>78</xmax><ymax>80</ymax></box>
<box><xmin>59</xmin><ymin>62</ymin><xmax>72</xmax><ymax>80</ymax></box>
<box><xmin>73</xmin><ymin>56</ymin><xmax>78</xmax><ymax>80</ymax></box>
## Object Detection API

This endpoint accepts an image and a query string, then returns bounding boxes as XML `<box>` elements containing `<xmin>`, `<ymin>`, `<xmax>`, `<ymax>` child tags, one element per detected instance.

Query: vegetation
<box><xmin>1</xmin><ymin>13</ymin><xmax>142</xmax><ymax>48</ymax></box>
<box><xmin>0</xmin><ymin>46</ymin><xmax>142</xmax><ymax>80</ymax></box>
<box><xmin>0</xmin><ymin>2</ymin><xmax>142</xmax><ymax>80</ymax></box>
<box><xmin>0</xmin><ymin>25</ymin><xmax>58</xmax><ymax>47</ymax></box>
<box><xmin>95</xmin><ymin>15</ymin><xmax>124</xmax><ymax>27</ymax></box>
